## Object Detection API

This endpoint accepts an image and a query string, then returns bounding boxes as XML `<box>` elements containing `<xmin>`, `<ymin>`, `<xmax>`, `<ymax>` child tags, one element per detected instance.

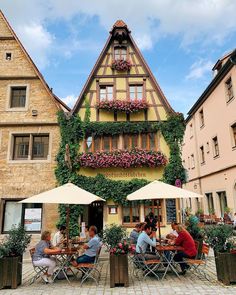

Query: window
<box><xmin>122</xmin><ymin>204</ymin><xmax>140</xmax><ymax>224</ymax></box>
<box><xmin>205</xmin><ymin>193</ymin><xmax>214</xmax><ymax>214</ymax></box>
<box><xmin>129</xmin><ymin>85</ymin><xmax>143</xmax><ymax>100</ymax></box>
<box><xmin>144</xmin><ymin>200</ymin><xmax>163</xmax><ymax>224</ymax></box>
<box><xmin>190</xmin><ymin>123</ymin><xmax>193</xmax><ymax>138</ymax></box>
<box><xmin>85</xmin><ymin>136</ymin><xmax>93</xmax><ymax>152</ymax></box>
<box><xmin>100</xmin><ymin>85</ymin><xmax>113</xmax><ymax>101</ymax></box>
<box><xmin>6</xmin><ymin>52</ymin><xmax>12</xmax><ymax>60</ymax></box>
<box><xmin>200</xmin><ymin>146</ymin><xmax>205</xmax><ymax>164</ymax></box>
<box><xmin>141</xmin><ymin>133</ymin><xmax>157</xmax><ymax>150</ymax></box>
<box><xmin>2</xmin><ymin>200</ymin><xmax>42</xmax><ymax>233</ymax></box>
<box><xmin>191</xmin><ymin>154</ymin><xmax>195</xmax><ymax>168</ymax></box>
<box><xmin>124</xmin><ymin>134</ymin><xmax>138</xmax><ymax>150</ymax></box>
<box><xmin>86</xmin><ymin>136</ymin><xmax>119</xmax><ymax>152</ymax></box>
<box><xmin>10</xmin><ymin>86</ymin><xmax>27</xmax><ymax>108</ymax></box>
<box><xmin>231</xmin><ymin>124</ymin><xmax>236</xmax><ymax>147</ymax></box>
<box><xmin>12</xmin><ymin>134</ymin><xmax>49</xmax><ymax>161</ymax></box>
<box><xmin>212</xmin><ymin>136</ymin><xmax>219</xmax><ymax>157</ymax></box>
<box><xmin>217</xmin><ymin>191</ymin><xmax>227</xmax><ymax>217</ymax></box>
<box><xmin>114</xmin><ymin>46</ymin><xmax>127</xmax><ymax>60</ymax></box>
<box><xmin>225</xmin><ymin>77</ymin><xmax>234</xmax><ymax>102</ymax></box>
<box><xmin>199</xmin><ymin>109</ymin><xmax>204</xmax><ymax>127</ymax></box>
<box><xmin>32</xmin><ymin>136</ymin><xmax>49</xmax><ymax>159</ymax></box>
<box><xmin>13</xmin><ymin>136</ymin><xmax>29</xmax><ymax>159</ymax></box>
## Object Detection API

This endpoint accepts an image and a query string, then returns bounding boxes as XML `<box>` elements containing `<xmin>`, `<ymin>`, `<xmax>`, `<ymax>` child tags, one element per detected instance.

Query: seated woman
<box><xmin>32</xmin><ymin>230</ymin><xmax>61</xmax><ymax>283</ymax></box>
<box><xmin>172</xmin><ymin>224</ymin><xmax>197</xmax><ymax>275</ymax></box>
<box><xmin>71</xmin><ymin>226</ymin><xmax>100</xmax><ymax>266</ymax></box>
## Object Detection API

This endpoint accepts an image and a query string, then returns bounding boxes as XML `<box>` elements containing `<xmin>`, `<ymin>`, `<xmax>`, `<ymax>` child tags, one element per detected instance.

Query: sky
<box><xmin>1</xmin><ymin>0</ymin><xmax>236</xmax><ymax>116</ymax></box>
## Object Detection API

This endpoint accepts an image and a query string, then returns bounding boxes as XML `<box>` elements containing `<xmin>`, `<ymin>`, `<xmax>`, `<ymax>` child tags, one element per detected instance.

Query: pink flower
<box><xmin>118</xmin><ymin>243</ymin><xmax>123</xmax><ymax>249</ymax></box>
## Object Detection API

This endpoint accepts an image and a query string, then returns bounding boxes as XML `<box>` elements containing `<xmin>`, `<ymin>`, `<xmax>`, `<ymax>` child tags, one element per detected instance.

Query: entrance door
<box><xmin>88</xmin><ymin>202</ymin><xmax>104</xmax><ymax>233</ymax></box>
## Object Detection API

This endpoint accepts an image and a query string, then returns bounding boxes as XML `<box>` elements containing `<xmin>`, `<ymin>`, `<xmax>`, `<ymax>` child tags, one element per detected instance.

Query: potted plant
<box><xmin>0</xmin><ymin>224</ymin><xmax>31</xmax><ymax>289</ymax></box>
<box><xmin>204</xmin><ymin>224</ymin><xmax>236</xmax><ymax>285</ymax></box>
<box><xmin>100</xmin><ymin>224</ymin><xmax>131</xmax><ymax>287</ymax></box>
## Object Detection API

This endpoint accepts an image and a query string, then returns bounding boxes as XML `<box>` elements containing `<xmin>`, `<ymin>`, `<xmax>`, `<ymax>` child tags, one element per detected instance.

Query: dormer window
<box><xmin>114</xmin><ymin>46</ymin><xmax>127</xmax><ymax>60</ymax></box>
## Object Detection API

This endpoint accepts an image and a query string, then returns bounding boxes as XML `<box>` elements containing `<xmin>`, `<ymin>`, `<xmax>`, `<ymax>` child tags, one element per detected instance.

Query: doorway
<box><xmin>88</xmin><ymin>202</ymin><xmax>104</xmax><ymax>233</ymax></box>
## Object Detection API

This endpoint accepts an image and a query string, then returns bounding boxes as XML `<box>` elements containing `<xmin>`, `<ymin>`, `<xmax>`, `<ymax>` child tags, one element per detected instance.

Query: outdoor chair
<box><xmin>184</xmin><ymin>243</ymin><xmax>211</xmax><ymax>281</ymax></box>
<box><xmin>134</xmin><ymin>246</ymin><xmax>163</xmax><ymax>280</ymax></box>
<box><xmin>29</xmin><ymin>248</ymin><xmax>48</xmax><ymax>285</ymax></box>
<box><xmin>75</xmin><ymin>246</ymin><xmax>103</xmax><ymax>286</ymax></box>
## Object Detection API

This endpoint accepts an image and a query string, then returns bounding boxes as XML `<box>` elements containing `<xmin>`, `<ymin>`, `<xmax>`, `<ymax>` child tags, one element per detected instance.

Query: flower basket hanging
<box><xmin>111</xmin><ymin>59</ymin><xmax>132</xmax><ymax>72</ymax></box>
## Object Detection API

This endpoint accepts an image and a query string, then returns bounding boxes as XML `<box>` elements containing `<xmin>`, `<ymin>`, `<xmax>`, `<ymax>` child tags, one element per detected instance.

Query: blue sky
<box><xmin>1</xmin><ymin>1</ymin><xmax>236</xmax><ymax>116</ymax></box>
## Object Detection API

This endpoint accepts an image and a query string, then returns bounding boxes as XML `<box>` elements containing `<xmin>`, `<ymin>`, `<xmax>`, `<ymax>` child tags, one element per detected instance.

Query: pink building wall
<box><xmin>182</xmin><ymin>56</ymin><xmax>236</xmax><ymax>217</ymax></box>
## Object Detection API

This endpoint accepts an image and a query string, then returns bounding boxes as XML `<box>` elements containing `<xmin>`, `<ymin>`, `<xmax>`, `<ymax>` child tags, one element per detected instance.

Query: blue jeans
<box><xmin>76</xmin><ymin>254</ymin><xmax>95</xmax><ymax>264</ymax></box>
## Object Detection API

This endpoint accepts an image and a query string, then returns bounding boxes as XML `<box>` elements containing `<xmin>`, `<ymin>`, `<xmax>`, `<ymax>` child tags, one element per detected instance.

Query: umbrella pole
<box><xmin>66</xmin><ymin>205</ymin><xmax>70</xmax><ymax>247</ymax></box>
<box><xmin>157</xmin><ymin>200</ymin><xmax>161</xmax><ymax>245</ymax></box>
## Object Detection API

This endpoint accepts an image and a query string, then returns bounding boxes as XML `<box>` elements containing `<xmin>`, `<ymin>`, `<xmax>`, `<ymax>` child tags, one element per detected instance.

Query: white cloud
<box><xmin>1</xmin><ymin>0</ymin><xmax>236</xmax><ymax>67</ymax></box>
<box><xmin>16</xmin><ymin>23</ymin><xmax>54</xmax><ymax>69</ymax></box>
<box><xmin>186</xmin><ymin>59</ymin><xmax>213</xmax><ymax>80</ymax></box>
<box><xmin>61</xmin><ymin>94</ymin><xmax>77</xmax><ymax>108</ymax></box>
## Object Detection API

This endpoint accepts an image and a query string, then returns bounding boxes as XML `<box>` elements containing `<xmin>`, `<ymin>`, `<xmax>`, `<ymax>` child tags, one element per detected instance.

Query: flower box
<box><xmin>0</xmin><ymin>256</ymin><xmax>22</xmax><ymax>289</ymax></box>
<box><xmin>111</xmin><ymin>59</ymin><xmax>132</xmax><ymax>72</ymax></box>
<box><xmin>78</xmin><ymin>148</ymin><xmax>167</xmax><ymax>169</ymax></box>
<box><xmin>214</xmin><ymin>252</ymin><xmax>236</xmax><ymax>285</ymax></box>
<box><xmin>110</xmin><ymin>254</ymin><xmax>129</xmax><ymax>287</ymax></box>
<box><xmin>96</xmin><ymin>99</ymin><xmax>149</xmax><ymax>113</ymax></box>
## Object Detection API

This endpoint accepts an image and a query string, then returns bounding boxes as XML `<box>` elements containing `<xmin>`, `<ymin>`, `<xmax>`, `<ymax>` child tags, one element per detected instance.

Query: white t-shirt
<box><xmin>52</xmin><ymin>231</ymin><xmax>62</xmax><ymax>247</ymax></box>
<box><xmin>170</xmin><ymin>230</ymin><xmax>179</xmax><ymax>237</ymax></box>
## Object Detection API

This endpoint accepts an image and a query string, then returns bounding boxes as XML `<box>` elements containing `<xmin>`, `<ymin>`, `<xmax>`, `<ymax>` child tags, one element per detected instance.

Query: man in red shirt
<box><xmin>173</xmin><ymin>224</ymin><xmax>197</xmax><ymax>275</ymax></box>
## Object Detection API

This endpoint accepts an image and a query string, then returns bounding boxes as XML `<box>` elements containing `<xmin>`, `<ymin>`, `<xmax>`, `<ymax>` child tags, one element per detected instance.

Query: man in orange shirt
<box><xmin>173</xmin><ymin>224</ymin><xmax>197</xmax><ymax>275</ymax></box>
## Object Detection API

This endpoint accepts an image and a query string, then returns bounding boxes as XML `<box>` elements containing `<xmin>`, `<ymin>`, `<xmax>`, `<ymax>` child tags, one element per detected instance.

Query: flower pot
<box><xmin>110</xmin><ymin>254</ymin><xmax>129</xmax><ymax>287</ymax></box>
<box><xmin>0</xmin><ymin>256</ymin><xmax>22</xmax><ymax>289</ymax></box>
<box><xmin>214</xmin><ymin>252</ymin><xmax>236</xmax><ymax>285</ymax></box>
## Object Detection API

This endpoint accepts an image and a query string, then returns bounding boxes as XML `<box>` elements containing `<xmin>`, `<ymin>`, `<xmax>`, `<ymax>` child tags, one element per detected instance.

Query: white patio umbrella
<box><xmin>127</xmin><ymin>180</ymin><xmax>203</xmax><ymax>242</ymax></box>
<box><xmin>19</xmin><ymin>183</ymin><xmax>105</xmax><ymax>244</ymax></box>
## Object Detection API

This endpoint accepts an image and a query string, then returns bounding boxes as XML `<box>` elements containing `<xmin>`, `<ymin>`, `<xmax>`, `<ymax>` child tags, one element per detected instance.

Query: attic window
<box><xmin>6</xmin><ymin>53</ymin><xmax>12</xmax><ymax>60</ymax></box>
<box><xmin>114</xmin><ymin>46</ymin><xmax>127</xmax><ymax>60</ymax></box>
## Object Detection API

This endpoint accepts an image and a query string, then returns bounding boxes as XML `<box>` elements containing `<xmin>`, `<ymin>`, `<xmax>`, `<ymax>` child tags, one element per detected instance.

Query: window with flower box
<box><xmin>129</xmin><ymin>85</ymin><xmax>143</xmax><ymax>100</ymax></box>
<box><xmin>123</xmin><ymin>134</ymin><xmax>139</xmax><ymax>150</ymax></box>
<box><xmin>100</xmin><ymin>85</ymin><xmax>113</xmax><ymax>101</ymax></box>
<box><xmin>85</xmin><ymin>135</ymin><xmax>119</xmax><ymax>152</ymax></box>
<box><xmin>122</xmin><ymin>204</ymin><xmax>140</xmax><ymax>224</ymax></box>
<box><xmin>141</xmin><ymin>133</ymin><xmax>156</xmax><ymax>150</ymax></box>
<box><xmin>114</xmin><ymin>46</ymin><xmax>127</xmax><ymax>60</ymax></box>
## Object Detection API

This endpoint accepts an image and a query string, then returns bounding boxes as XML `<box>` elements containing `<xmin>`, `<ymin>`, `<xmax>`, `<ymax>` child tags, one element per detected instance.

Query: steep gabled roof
<box><xmin>0</xmin><ymin>10</ymin><xmax>70</xmax><ymax>112</ymax></box>
<box><xmin>72</xmin><ymin>20</ymin><xmax>174</xmax><ymax>114</ymax></box>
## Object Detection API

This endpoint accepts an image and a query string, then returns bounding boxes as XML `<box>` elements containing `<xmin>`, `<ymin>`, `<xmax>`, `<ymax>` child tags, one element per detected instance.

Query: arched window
<box><xmin>114</xmin><ymin>46</ymin><xmax>127</xmax><ymax>60</ymax></box>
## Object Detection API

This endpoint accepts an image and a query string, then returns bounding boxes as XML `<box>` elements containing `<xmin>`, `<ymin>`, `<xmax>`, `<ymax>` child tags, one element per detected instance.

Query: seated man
<box><xmin>173</xmin><ymin>224</ymin><xmax>197</xmax><ymax>275</ymax></box>
<box><xmin>52</xmin><ymin>225</ymin><xmax>66</xmax><ymax>247</ymax></box>
<box><xmin>166</xmin><ymin>222</ymin><xmax>178</xmax><ymax>241</ymax></box>
<box><xmin>129</xmin><ymin>223</ymin><xmax>141</xmax><ymax>244</ymax></box>
<box><xmin>71</xmin><ymin>226</ymin><xmax>100</xmax><ymax>266</ymax></box>
<box><xmin>136</xmin><ymin>224</ymin><xmax>157</xmax><ymax>259</ymax></box>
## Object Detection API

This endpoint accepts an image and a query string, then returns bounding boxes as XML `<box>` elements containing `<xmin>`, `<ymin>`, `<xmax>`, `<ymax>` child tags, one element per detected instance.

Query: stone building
<box><xmin>182</xmin><ymin>50</ymin><xmax>236</xmax><ymax>217</ymax></box>
<box><xmin>0</xmin><ymin>10</ymin><xmax>69</xmax><ymax>237</ymax></box>
<box><xmin>72</xmin><ymin>20</ymin><xmax>178</xmax><ymax>232</ymax></box>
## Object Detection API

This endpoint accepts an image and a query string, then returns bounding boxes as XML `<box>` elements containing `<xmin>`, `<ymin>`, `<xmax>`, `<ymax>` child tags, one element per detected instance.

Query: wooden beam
<box><xmin>0</xmin><ymin>122</ymin><xmax>58</xmax><ymax>127</ymax></box>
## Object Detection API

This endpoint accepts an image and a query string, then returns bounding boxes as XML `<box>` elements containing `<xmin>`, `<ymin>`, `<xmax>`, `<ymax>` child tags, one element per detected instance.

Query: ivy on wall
<box><xmin>84</xmin><ymin>121</ymin><xmax>160</xmax><ymax>137</ymax></box>
<box><xmin>55</xmin><ymin>110</ymin><xmax>186</xmax><ymax>235</ymax></box>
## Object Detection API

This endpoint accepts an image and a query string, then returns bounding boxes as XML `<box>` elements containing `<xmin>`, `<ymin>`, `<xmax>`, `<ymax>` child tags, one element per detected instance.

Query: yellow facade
<box><xmin>73</xmin><ymin>21</ymin><xmax>176</xmax><ymax>230</ymax></box>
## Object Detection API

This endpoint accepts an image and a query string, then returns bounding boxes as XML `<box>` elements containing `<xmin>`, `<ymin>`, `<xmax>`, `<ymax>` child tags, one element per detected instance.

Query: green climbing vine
<box><xmin>55</xmin><ymin>109</ymin><xmax>186</xmax><ymax>236</ymax></box>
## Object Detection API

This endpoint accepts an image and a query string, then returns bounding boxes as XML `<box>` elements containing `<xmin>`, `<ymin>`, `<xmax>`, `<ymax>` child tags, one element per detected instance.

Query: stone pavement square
<box><xmin>0</xmin><ymin>253</ymin><xmax>236</xmax><ymax>295</ymax></box>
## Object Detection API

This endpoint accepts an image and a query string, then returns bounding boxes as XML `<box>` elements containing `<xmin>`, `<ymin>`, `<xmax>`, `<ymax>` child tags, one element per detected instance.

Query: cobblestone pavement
<box><xmin>0</xmin><ymin>254</ymin><xmax>236</xmax><ymax>295</ymax></box>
